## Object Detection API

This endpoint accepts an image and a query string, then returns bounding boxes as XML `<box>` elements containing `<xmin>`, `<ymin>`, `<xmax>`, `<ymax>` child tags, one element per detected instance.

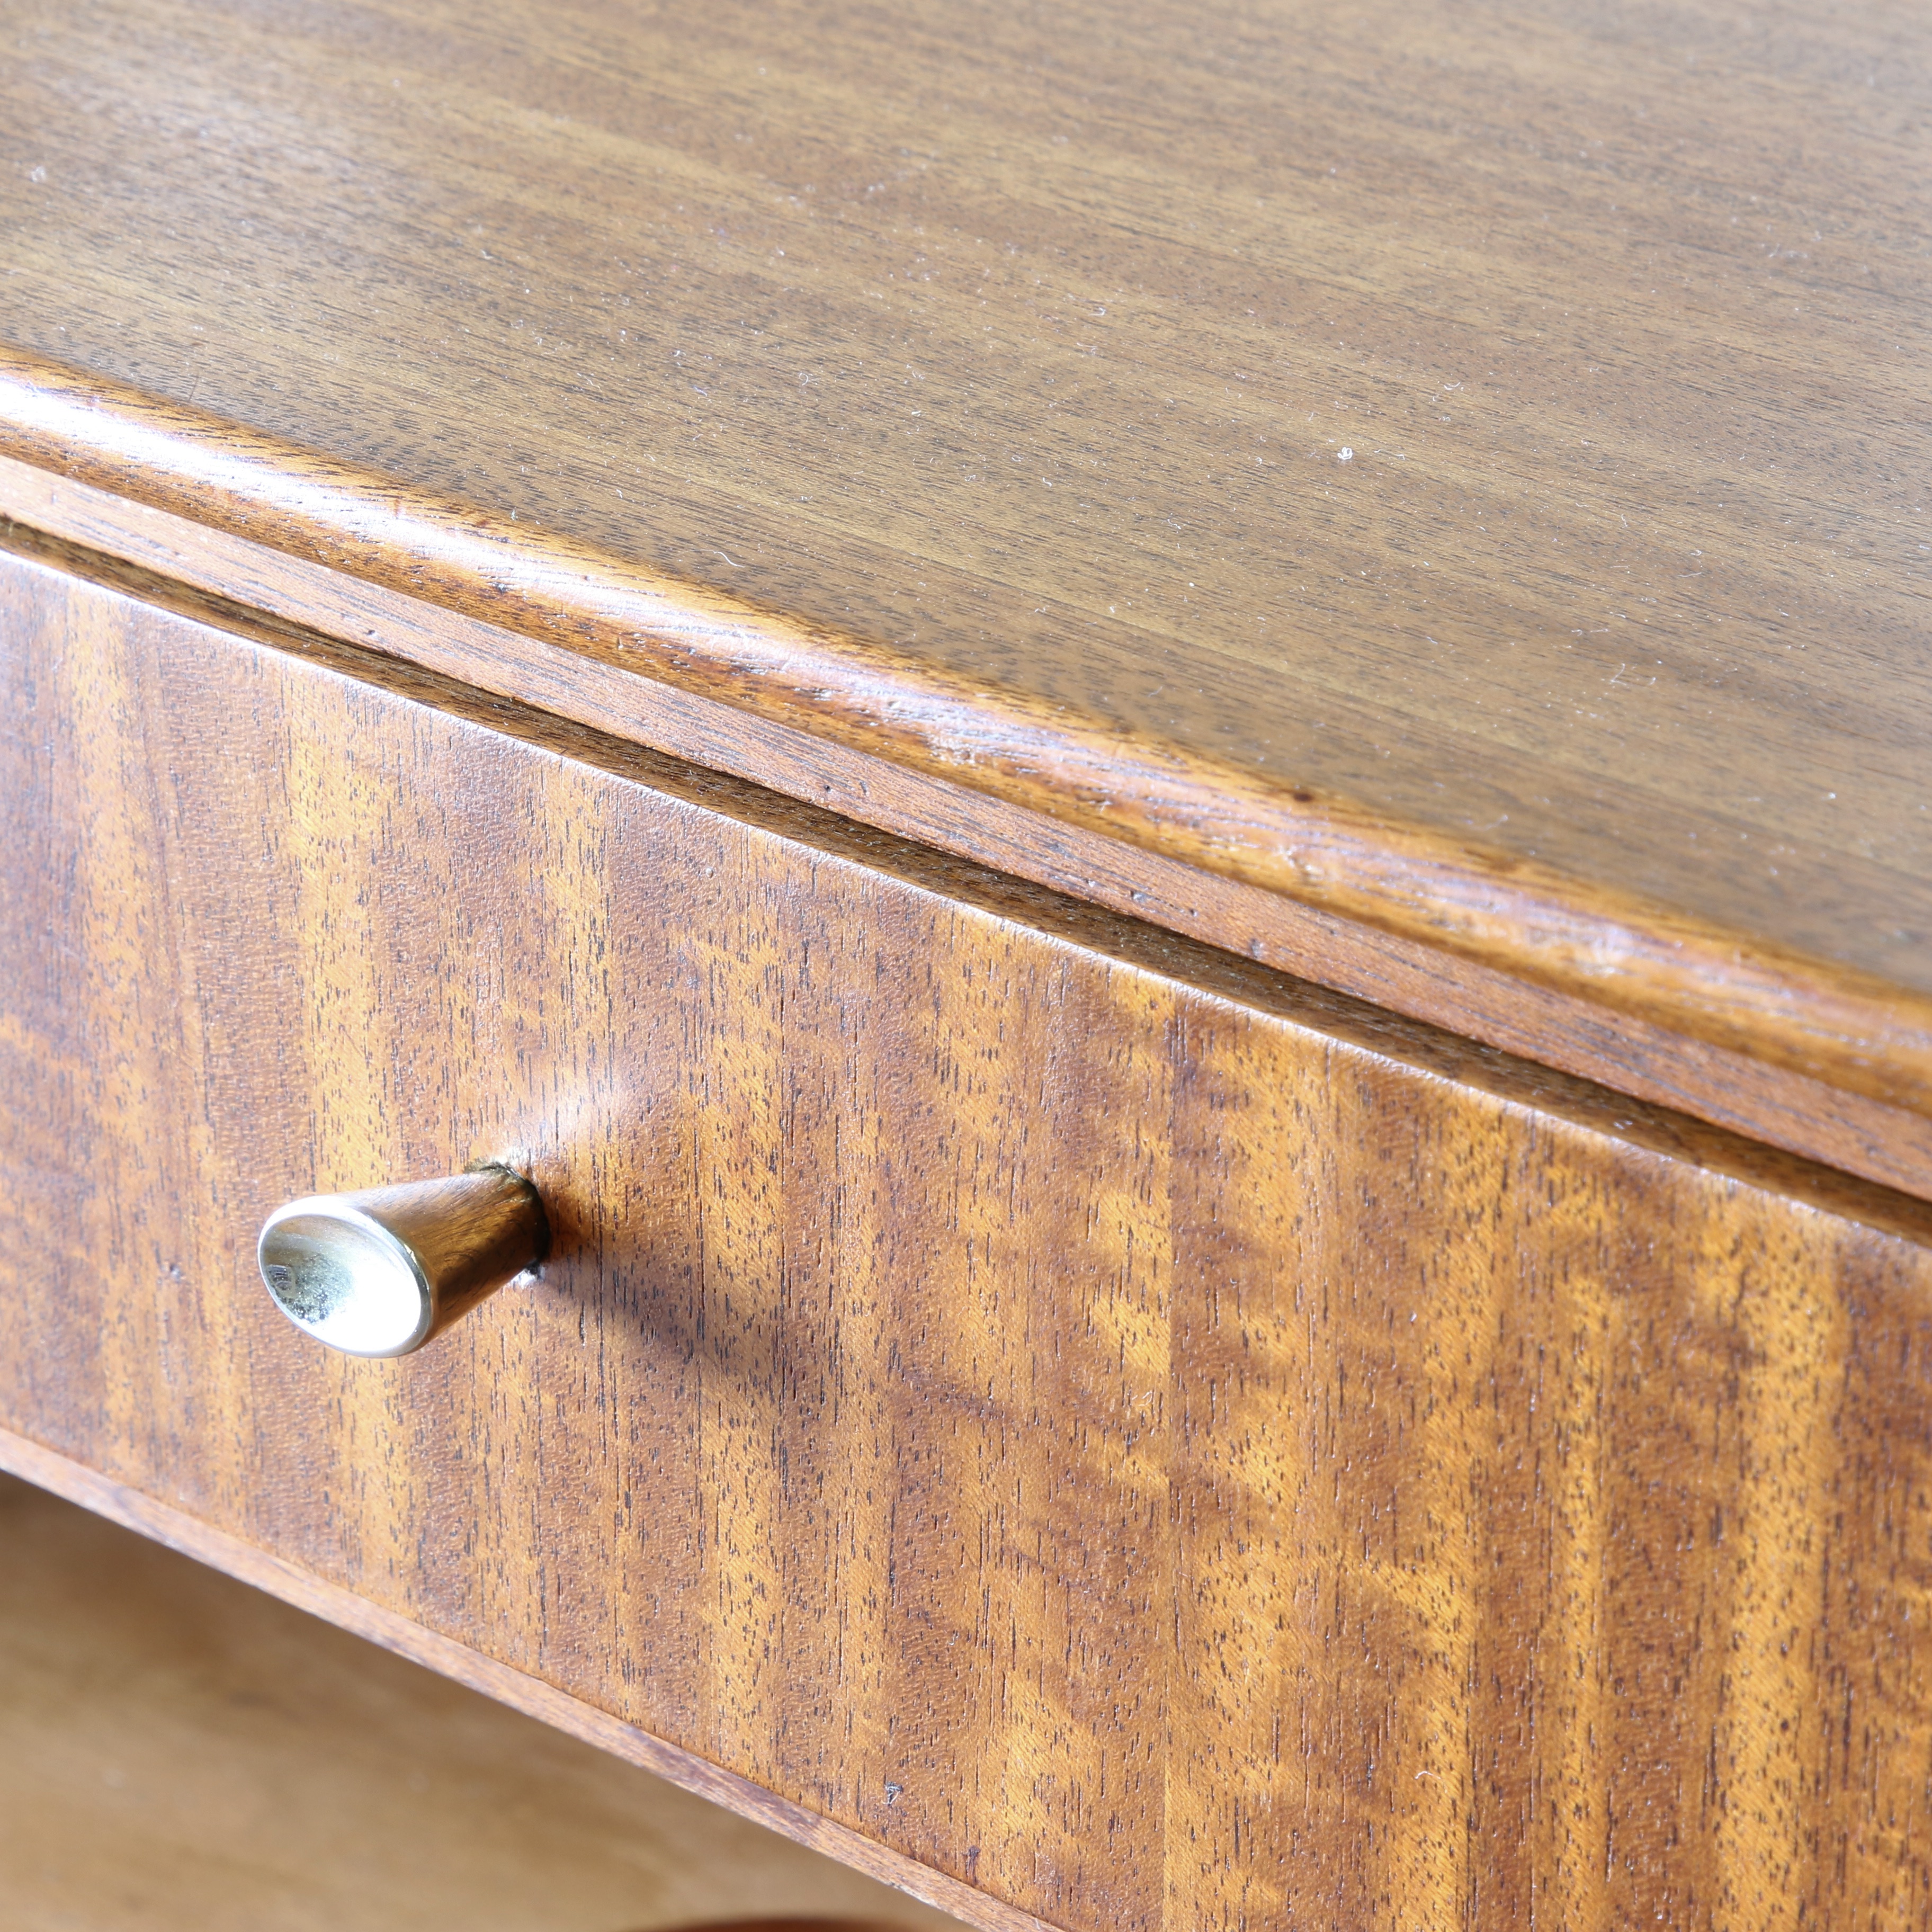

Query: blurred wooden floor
<box><xmin>0</xmin><ymin>1472</ymin><xmax>966</xmax><ymax>1932</ymax></box>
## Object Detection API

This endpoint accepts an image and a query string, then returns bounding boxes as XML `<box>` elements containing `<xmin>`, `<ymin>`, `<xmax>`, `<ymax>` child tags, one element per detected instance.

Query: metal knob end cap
<box><xmin>256</xmin><ymin>1166</ymin><xmax>548</xmax><ymax>1357</ymax></box>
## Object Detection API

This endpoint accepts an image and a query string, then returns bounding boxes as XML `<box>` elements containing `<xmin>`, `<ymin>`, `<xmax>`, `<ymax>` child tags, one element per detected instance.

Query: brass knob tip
<box><xmin>256</xmin><ymin>1166</ymin><xmax>548</xmax><ymax>1357</ymax></box>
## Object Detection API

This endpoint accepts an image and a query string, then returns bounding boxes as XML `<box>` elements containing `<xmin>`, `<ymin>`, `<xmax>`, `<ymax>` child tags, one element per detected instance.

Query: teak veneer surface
<box><xmin>7</xmin><ymin>552</ymin><xmax>1932</xmax><ymax>1931</ymax></box>
<box><xmin>8</xmin><ymin>484</ymin><xmax>1932</xmax><ymax>1204</ymax></box>
<box><xmin>2</xmin><ymin>0</ymin><xmax>1930</xmax><ymax>1133</ymax></box>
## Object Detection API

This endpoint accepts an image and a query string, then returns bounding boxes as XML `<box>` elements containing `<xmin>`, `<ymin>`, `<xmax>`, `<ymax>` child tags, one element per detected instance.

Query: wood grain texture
<box><xmin>2</xmin><ymin>0</ymin><xmax>1930</xmax><ymax>1113</ymax></box>
<box><xmin>0</xmin><ymin>1467</ymin><xmax>969</xmax><ymax>1932</ymax></box>
<box><xmin>10</xmin><ymin>457</ymin><xmax>1932</xmax><ymax>1205</ymax></box>
<box><xmin>5</xmin><ymin>549</ymin><xmax>1932</xmax><ymax>1930</ymax></box>
<box><xmin>3</xmin><ymin>352</ymin><xmax>1929</xmax><ymax>1153</ymax></box>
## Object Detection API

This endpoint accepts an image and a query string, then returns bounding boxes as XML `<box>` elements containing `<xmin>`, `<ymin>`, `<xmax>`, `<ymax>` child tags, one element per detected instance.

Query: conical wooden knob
<box><xmin>256</xmin><ymin>1166</ymin><xmax>548</xmax><ymax>1357</ymax></box>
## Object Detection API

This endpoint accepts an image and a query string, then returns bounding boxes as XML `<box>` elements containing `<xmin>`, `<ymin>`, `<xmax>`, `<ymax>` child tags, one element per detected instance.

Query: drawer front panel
<box><xmin>4</xmin><ymin>551</ymin><xmax>1931</xmax><ymax>1932</ymax></box>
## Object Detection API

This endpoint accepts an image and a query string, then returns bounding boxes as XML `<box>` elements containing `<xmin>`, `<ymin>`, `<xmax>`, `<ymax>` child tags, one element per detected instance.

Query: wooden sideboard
<box><xmin>2</xmin><ymin>2</ymin><xmax>1929</xmax><ymax>1927</ymax></box>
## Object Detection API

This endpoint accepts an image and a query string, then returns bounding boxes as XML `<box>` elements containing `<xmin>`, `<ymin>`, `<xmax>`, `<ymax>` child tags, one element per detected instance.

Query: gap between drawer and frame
<box><xmin>1</xmin><ymin>452</ymin><xmax>1928</xmax><ymax>1202</ymax></box>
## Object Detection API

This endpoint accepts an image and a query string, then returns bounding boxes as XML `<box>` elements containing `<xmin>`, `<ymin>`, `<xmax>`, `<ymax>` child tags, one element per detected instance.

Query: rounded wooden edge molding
<box><xmin>2</xmin><ymin>343</ymin><xmax>1927</xmax><ymax>1122</ymax></box>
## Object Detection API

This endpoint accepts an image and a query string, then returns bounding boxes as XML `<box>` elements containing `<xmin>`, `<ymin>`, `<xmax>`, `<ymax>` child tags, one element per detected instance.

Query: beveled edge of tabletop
<box><xmin>3</xmin><ymin>342</ymin><xmax>1929</xmax><ymax>1188</ymax></box>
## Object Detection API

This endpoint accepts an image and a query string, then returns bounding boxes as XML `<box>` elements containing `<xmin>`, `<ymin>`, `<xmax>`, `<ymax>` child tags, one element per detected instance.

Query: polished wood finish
<box><xmin>3</xmin><ymin>0</ymin><xmax>1930</xmax><ymax>1144</ymax></box>
<box><xmin>0</xmin><ymin>1470</ymin><xmax>965</xmax><ymax>1932</ymax></box>
<box><xmin>11</xmin><ymin>462</ymin><xmax>1932</xmax><ymax>1206</ymax></box>
<box><xmin>3</xmin><ymin>351</ymin><xmax>1928</xmax><ymax>1153</ymax></box>
<box><xmin>5</xmin><ymin>549</ymin><xmax>1932</xmax><ymax>1931</ymax></box>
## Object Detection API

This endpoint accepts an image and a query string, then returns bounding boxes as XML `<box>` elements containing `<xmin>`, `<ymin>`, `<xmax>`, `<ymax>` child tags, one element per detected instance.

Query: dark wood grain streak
<box><xmin>6</xmin><ymin>456</ymin><xmax>1931</xmax><ymax>1201</ymax></box>
<box><xmin>1</xmin><ymin>352</ymin><xmax>1928</xmax><ymax>1130</ymax></box>
<box><xmin>0</xmin><ymin>1431</ymin><xmax>1035</xmax><ymax>1932</ymax></box>
<box><xmin>5</xmin><ymin>550</ymin><xmax>1932</xmax><ymax>1930</ymax></box>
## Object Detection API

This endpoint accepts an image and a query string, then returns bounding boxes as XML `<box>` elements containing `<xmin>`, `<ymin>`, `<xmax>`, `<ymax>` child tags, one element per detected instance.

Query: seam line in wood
<box><xmin>6</xmin><ymin>502</ymin><xmax>1932</xmax><ymax>1203</ymax></box>
<box><xmin>0</xmin><ymin>1424</ymin><xmax>1059</xmax><ymax>1932</ymax></box>
<box><xmin>2</xmin><ymin>344</ymin><xmax>1927</xmax><ymax>1124</ymax></box>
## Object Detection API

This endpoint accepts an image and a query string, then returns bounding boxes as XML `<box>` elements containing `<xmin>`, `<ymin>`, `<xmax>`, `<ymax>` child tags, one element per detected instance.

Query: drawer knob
<box><xmin>256</xmin><ymin>1166</ymin><xmax>549</xmax><ymax>1357</ymax></box>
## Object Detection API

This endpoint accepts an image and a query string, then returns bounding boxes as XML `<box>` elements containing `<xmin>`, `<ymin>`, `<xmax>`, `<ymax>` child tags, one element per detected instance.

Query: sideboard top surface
<box><xmin>2</xmin><ymin>0</ymin><xmax>1928</xmax><ymax>1016</ymax></box>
